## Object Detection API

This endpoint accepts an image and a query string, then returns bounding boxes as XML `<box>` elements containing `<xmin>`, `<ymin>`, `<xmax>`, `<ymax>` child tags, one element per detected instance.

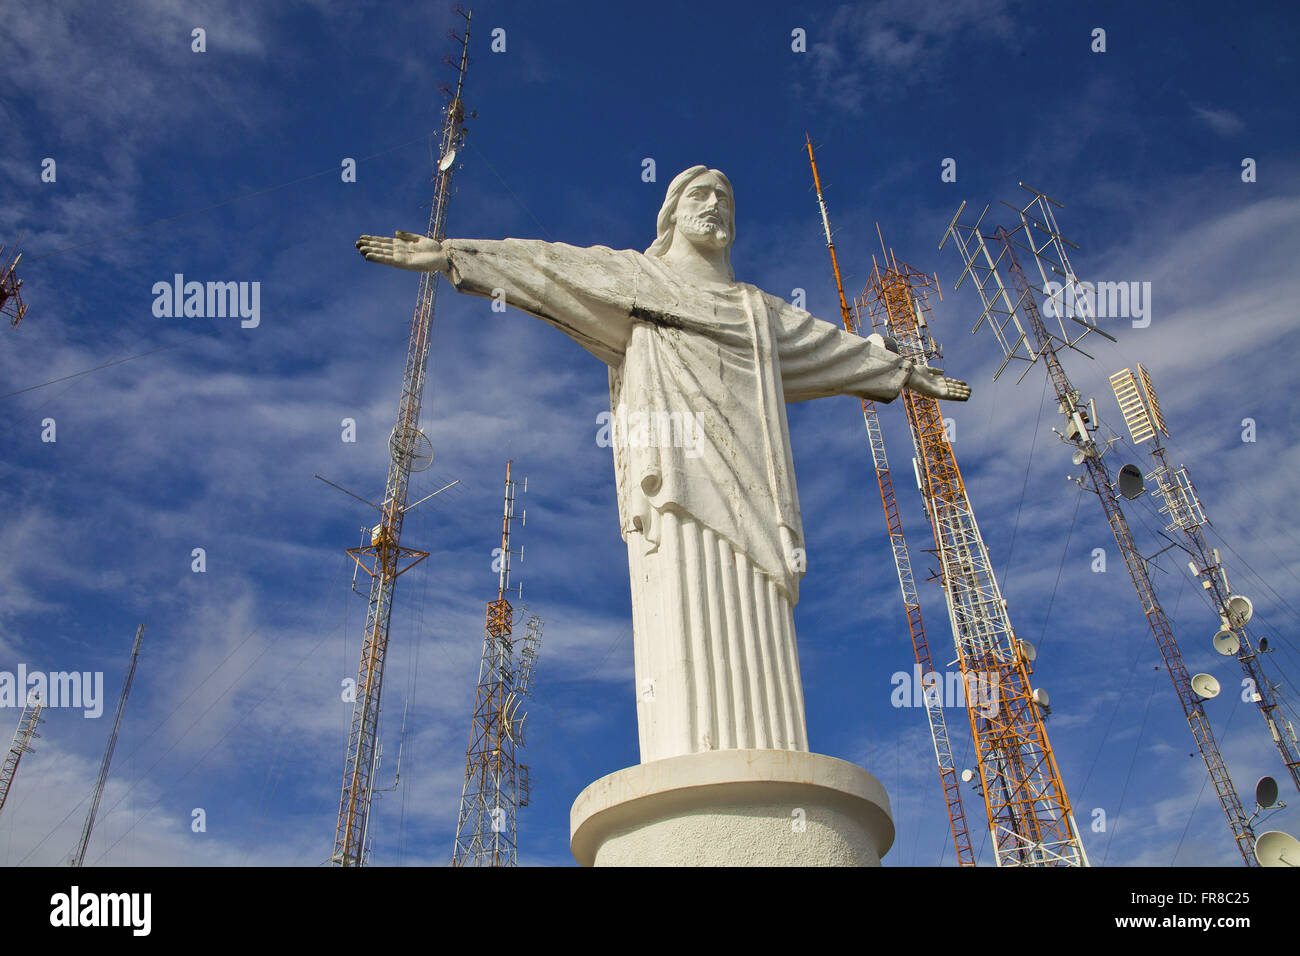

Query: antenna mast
<box><xmin>1110</xmin><ymin>365</ymin><xmax>1300</xmax><ymax>795</ymax></box>
<box><xmin>804</xmin><ymin>138</ymin><xmax>976</xmax><ymax>866</ymax></box>
<box><xmin>451</xmin><ymin>461</ymin><xmax>543</xmax><ymax>866</ymax></box>
<box><xmin>941</xmin><ymin>188</ymin><xmax>1258</xmax><ymax>864</ymax></box>
<box><xmin>0</xmin><ymin>692</ymin><xmax>44</xmax><ymax>816</ymax></box>
<box><xmin>72</xmin><ymin>623</ymin><xmax>145</xmax><ymax>867</ymax></box>
<box><xmin>332</xmin><ymin>5</ymin><xmax>474</xmax><ymax>867</ymax></box>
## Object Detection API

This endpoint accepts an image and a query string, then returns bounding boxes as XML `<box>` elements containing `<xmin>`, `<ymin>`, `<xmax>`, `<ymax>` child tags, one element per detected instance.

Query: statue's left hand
<box><xmin>356</xmin><ymin>230</ymin><xmax>449</xmax><ymax>272</ymax></box>
<box><xmin>906</xmin><ymin>365</ymin><xmax>972</xmax><ymax>402</ymax></box>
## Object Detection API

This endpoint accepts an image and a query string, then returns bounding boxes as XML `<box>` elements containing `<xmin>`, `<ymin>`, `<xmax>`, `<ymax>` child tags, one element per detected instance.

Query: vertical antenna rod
<box><xmin>72</xmin><ymin>623</ymin><xmax>145</xmax><ymax>867</ymax></box>
<box><xmin>332</xmin><ymin>6</ymin><xmax>474</xmax><ymax>867</ymax></box>
<box><xmin>805</xmin><ymin>138</ymin><xmax>976</xmax><ymax>865</ymax></box>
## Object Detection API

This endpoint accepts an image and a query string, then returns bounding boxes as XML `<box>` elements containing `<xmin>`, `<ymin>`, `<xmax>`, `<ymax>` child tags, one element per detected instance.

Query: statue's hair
<box><xmin>645</xmin><ymin>166</ymin><xmax>736</xmax><ymax>269</ymax></box>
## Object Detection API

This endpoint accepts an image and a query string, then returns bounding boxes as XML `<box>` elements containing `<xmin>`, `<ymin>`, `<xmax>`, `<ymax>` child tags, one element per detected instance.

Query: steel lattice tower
<box><xmin>1110</xmin><ymin>366</ymin><xmax>1300</xmax><ymax>795</ymax></box>
<box><xmin>857</xmin><ymin>250</ymin><xmax>1087</xmax><ymax>867</ymax></box>
<box><xmin>73</xmin><ymin>623</ymin><xmax>145</xmax><ymax>867</ymax></box>
<box><xmin>941</xmin><ymin>187</ymin><xmax>1258</xmax><ymax>864</ymax></box>
<box><xmin>332</xmin><ymin>7</ymin><xmax>474</xmax><ymax>867</ymax></box>
<box><xmin>452</xmin><ymin>461</ymin><xmax>542</xmax><ymax>866</ymax></box>
<box><xmin>0</xmin><ymin>692</ymin><xmax>44</xmax><ymax>816</ymax></box>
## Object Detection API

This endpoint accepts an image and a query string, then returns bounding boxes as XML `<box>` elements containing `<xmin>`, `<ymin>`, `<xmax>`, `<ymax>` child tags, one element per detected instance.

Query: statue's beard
<box><xmin>678</xmin><ymin>214</ymin><xmax>729</xmax><ymax>247</ymax></box>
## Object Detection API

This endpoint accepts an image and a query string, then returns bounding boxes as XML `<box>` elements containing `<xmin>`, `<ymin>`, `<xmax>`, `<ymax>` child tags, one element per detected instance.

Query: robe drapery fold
<box><xmin>629</xmin><ymin>508</ymin><xmax>809</xmax><ymax>760</ymax></box>
<box><xmin>442</xmin><ymin>238</ymin><xmax>912</xmax><ymax>761</ymax></box>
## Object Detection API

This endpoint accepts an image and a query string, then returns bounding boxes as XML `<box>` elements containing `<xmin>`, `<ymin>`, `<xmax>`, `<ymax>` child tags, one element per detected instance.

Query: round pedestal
<box><xmin>570</xmin><ymin>749</ymin><xmax>894</xmax><ymax>867</ymax></box>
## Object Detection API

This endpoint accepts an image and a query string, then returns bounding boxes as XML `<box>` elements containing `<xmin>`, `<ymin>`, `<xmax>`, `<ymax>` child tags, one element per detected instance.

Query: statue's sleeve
<box><xmin>772</xmin><ymin>299</ymin><xmax>914</xmax><ymax>403</ymax></box>
<box><xmin>441</xmin><ymin>238</ymin><xmax>638</xmax><ymax>365</ymax></box>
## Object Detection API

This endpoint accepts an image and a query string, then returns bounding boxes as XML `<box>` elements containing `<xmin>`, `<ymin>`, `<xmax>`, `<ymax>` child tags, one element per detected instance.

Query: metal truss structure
<box><xmin>333</xmin><ymin>6</ymin><xmax>474</xmax><ymax>867</ymax></box>
<box><xmin>942</xmin><ymin>186</ymin><xmax>1258</xmax><ymax>864</ymax></box>
<box><xmin>1110</xmin><ymin>366</ymin><xmax>1300</xmax><ymax>795</ymax></box>
<box><xmin>858</xmin><ymin>251</ymin><xmax>1087</xmax><ymax>867</ymax></box>
<box><xmin>73</xmin><ymin>623</ymin><xmax>145</xmax><ymax>867</ymax></box>
<box><xmin>452</xmin><ymin>461</ymin><xmax>542</xmax><ymax>866</ymax></box>
<box><xmin>0</xmin><ymin>692</ymin><xmax>44</xmax><ymax>816</ymax></box>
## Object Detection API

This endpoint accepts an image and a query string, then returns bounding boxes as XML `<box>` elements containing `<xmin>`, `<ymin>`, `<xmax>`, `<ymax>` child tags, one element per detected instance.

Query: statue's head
<box><xmin>646</xmin><ymin>166</ymin><xmax>735</xmax><ymax>277</ymax></box>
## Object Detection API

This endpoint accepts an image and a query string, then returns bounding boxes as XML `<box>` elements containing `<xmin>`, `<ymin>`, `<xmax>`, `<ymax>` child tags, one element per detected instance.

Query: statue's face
<box><xmin>673</xmin><ymin>171</ymin><xmax>732</xmax><ymax>250</ymax></box>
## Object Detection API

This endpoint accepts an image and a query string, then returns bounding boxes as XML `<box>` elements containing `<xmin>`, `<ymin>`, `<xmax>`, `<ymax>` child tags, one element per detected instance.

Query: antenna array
<box><xmin>941</xmin><ymin>187</ymin><xmax>1258</xmax><ymax>864</ymax></box>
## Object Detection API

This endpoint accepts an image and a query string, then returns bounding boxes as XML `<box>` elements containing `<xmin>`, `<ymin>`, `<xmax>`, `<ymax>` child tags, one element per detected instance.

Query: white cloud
<box><xmin>1192</xmin><ymin>105</ymin><xmax>1247</xmax><ymax>137</ymax></box>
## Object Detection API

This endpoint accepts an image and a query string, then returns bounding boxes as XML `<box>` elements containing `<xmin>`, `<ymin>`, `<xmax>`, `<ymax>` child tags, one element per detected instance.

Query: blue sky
<box><xmin>2</xmin><ymin>0</ymin><xmax>1298</xmax><ymax>867</ymax></box>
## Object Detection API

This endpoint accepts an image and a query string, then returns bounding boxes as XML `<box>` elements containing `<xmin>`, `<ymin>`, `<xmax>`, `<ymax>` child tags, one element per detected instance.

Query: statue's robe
<box><xmin>442</xmin><ymin>239</ymin><xmax>913</xmax><ymax>762</ymax></box>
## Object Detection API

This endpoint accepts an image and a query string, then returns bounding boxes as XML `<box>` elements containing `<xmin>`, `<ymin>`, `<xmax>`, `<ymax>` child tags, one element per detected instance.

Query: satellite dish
<box><xmin>1225</xmin><ymin>594</ymin><xmax>1253</xmax><ymax>628</ymax></box>
<box><xmin>960</xmin><ymin>769</ymin><xmax>975</xmax><ymax>783</ymax></box>
<box><xmin>1072</xmin><ymin>449</ymin><xmax>1086</xmax><ymax>466</ymax></box>
<box><xmin>1190</xmin><ymin>673</ymin><xmax>1221</xmax><ymax>699</ymax></box>
<box><xmin>1254</xmin><ymin>830</ymin><xmax>1300</xmax><ymax>867</ymax></box>
<box><xmin>1032</xmin><ymin>688</ymin><xmax>1050</xmax><ymax>708</ymax></box>
<box><xmin>390</xmin><ymin>425</ymin><xmax>434</xmax><ymax>472</ymax></box>
<box><xmin>1256</xmin><ymin>776</ymin><xmax>1280</xmax><ymax>809</ymax></box>
<box><xmin>1212</xmin><ymin>628</ymin><xmax>1241</xmax><ymax>656</ymax></box>
<box><xmin>1117</xmin><ymin>464</ymin><xmax>1145</xmax><ymax>500</ymax></box>
<box><xmin>1260</xmin><ymin>636</ymin><xmax>1270</xmax><ymax>652</ymax></box>
<box><xmin>1020</xmin><ymin>640</ymin><xmax>1037</xmax><ymax>663</ymax></box>
<box><xmin>438</xmin><ymin>149</ymin><xmax>457</xmax><ymax>171</ymax></box>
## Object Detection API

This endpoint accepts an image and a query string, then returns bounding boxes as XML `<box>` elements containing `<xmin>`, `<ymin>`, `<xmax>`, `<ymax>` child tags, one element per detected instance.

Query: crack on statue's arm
<box><xmin>630</xmin><ymin>304</ymin><xmax>685</xmax><ymax>331</ymax></box>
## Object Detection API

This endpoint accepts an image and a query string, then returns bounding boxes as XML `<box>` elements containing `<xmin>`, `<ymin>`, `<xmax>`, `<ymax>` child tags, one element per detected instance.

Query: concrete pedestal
<box><xmin>570</xmin><ymin>749</ymin><xmax>894</xmax><ymax>867</ymax></box>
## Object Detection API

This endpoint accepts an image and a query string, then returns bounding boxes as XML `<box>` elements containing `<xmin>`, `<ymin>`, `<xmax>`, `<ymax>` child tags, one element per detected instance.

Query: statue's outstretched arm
<box><xmin>355</xmin><ymin>230</ymin><xmax>637</xmax><ymax>366</ymax></box>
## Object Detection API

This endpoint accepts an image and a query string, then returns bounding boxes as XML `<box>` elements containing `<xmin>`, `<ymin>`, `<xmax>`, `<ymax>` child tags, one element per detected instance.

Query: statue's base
<box><xmin>569</xmin><ymin>749</ymin><xmax>894</xmax><ymax>867</ymax></box>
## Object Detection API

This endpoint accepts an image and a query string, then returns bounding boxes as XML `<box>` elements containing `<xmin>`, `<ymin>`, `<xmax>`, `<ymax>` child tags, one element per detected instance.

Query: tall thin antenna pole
<box><xmin>332</xmin><ymin>5</ymin><xmax>475</xmax><ymax>867</ymax></box>
<box><xmin>804</xmin><ymin>139</ymin><xmax>977</xmax><ymax>866</ymax></box>
<box><xmin>72</xmin><ymin>623</ymin><xmax>145</xmax><ymax>867</ymax></box>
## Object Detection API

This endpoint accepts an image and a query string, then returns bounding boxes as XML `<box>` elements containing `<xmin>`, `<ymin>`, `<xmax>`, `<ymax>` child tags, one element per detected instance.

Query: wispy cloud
<box><xmin>1192</xmin><ymin>105</ymin><xmax>1247</xmax><ymax>137</ymax></box>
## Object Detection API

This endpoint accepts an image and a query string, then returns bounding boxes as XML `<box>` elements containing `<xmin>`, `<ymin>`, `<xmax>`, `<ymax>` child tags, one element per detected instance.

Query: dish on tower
<box><xmin>1254</xmin><ymin>830</ymin><xmax>1300</xmax><ymax>867</ymax></box>
<box><xmin>1190</xmin><ymin>673</ymin><xmax>1221</xmax><ymax>700</ymax></box>
<box><xmin>1212</xmin><ymin>628</ymin><xmax>1241</xmax><ymax>656</ymax></box>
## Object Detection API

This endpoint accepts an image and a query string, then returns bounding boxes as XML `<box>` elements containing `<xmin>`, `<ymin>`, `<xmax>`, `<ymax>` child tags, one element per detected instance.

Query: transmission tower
<box><xmin>1110</xmin><ymin>365</ymin><xmax>1300</xmax><ymax>794</ymax></box>
<box><xmin>0</xmin><ymin>692</ymin><xmax>44</xmax><ymax>816</ymax></box>
<box><xmin>804</xmin><ymin>139</ymin><xmax>975</xmax><ymax>866</ymax></box>
<box><xmin>941</xmin><ymin>186</ymin><xmax>1258</xmax><ymax>864</ymax></box>
<box><xmin>451</xmin><ymin>461</ymin><xmax>543</xmax><ymax>866</ymax></box>
<box><xmin>332</xmin><ymin>6</ymin><xmax>474</xmax><ymax>868</ymax></box>
<box><xmin>73</xmin><ymin>622</ymin><xmax>145</xmax><ymax>867</ymax></box>
<box><xmin>861</xmin><ymin>245</ymin><xmax>1086</xmax><ymax>866</ymax></box>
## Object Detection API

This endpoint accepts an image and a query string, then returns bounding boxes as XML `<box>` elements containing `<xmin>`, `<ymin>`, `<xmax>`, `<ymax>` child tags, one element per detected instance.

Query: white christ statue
<box><xmin>358</xmin><ymin>166</ymin><xmax>969</xmax><ymax>766</ymax></box>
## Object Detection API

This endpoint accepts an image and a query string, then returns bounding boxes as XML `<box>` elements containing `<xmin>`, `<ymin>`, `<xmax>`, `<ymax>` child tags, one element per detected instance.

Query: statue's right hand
<box><xmin>356</xmin><ymin>230</ymin><xmax>448</xmax><ymax>273</ymax></box>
